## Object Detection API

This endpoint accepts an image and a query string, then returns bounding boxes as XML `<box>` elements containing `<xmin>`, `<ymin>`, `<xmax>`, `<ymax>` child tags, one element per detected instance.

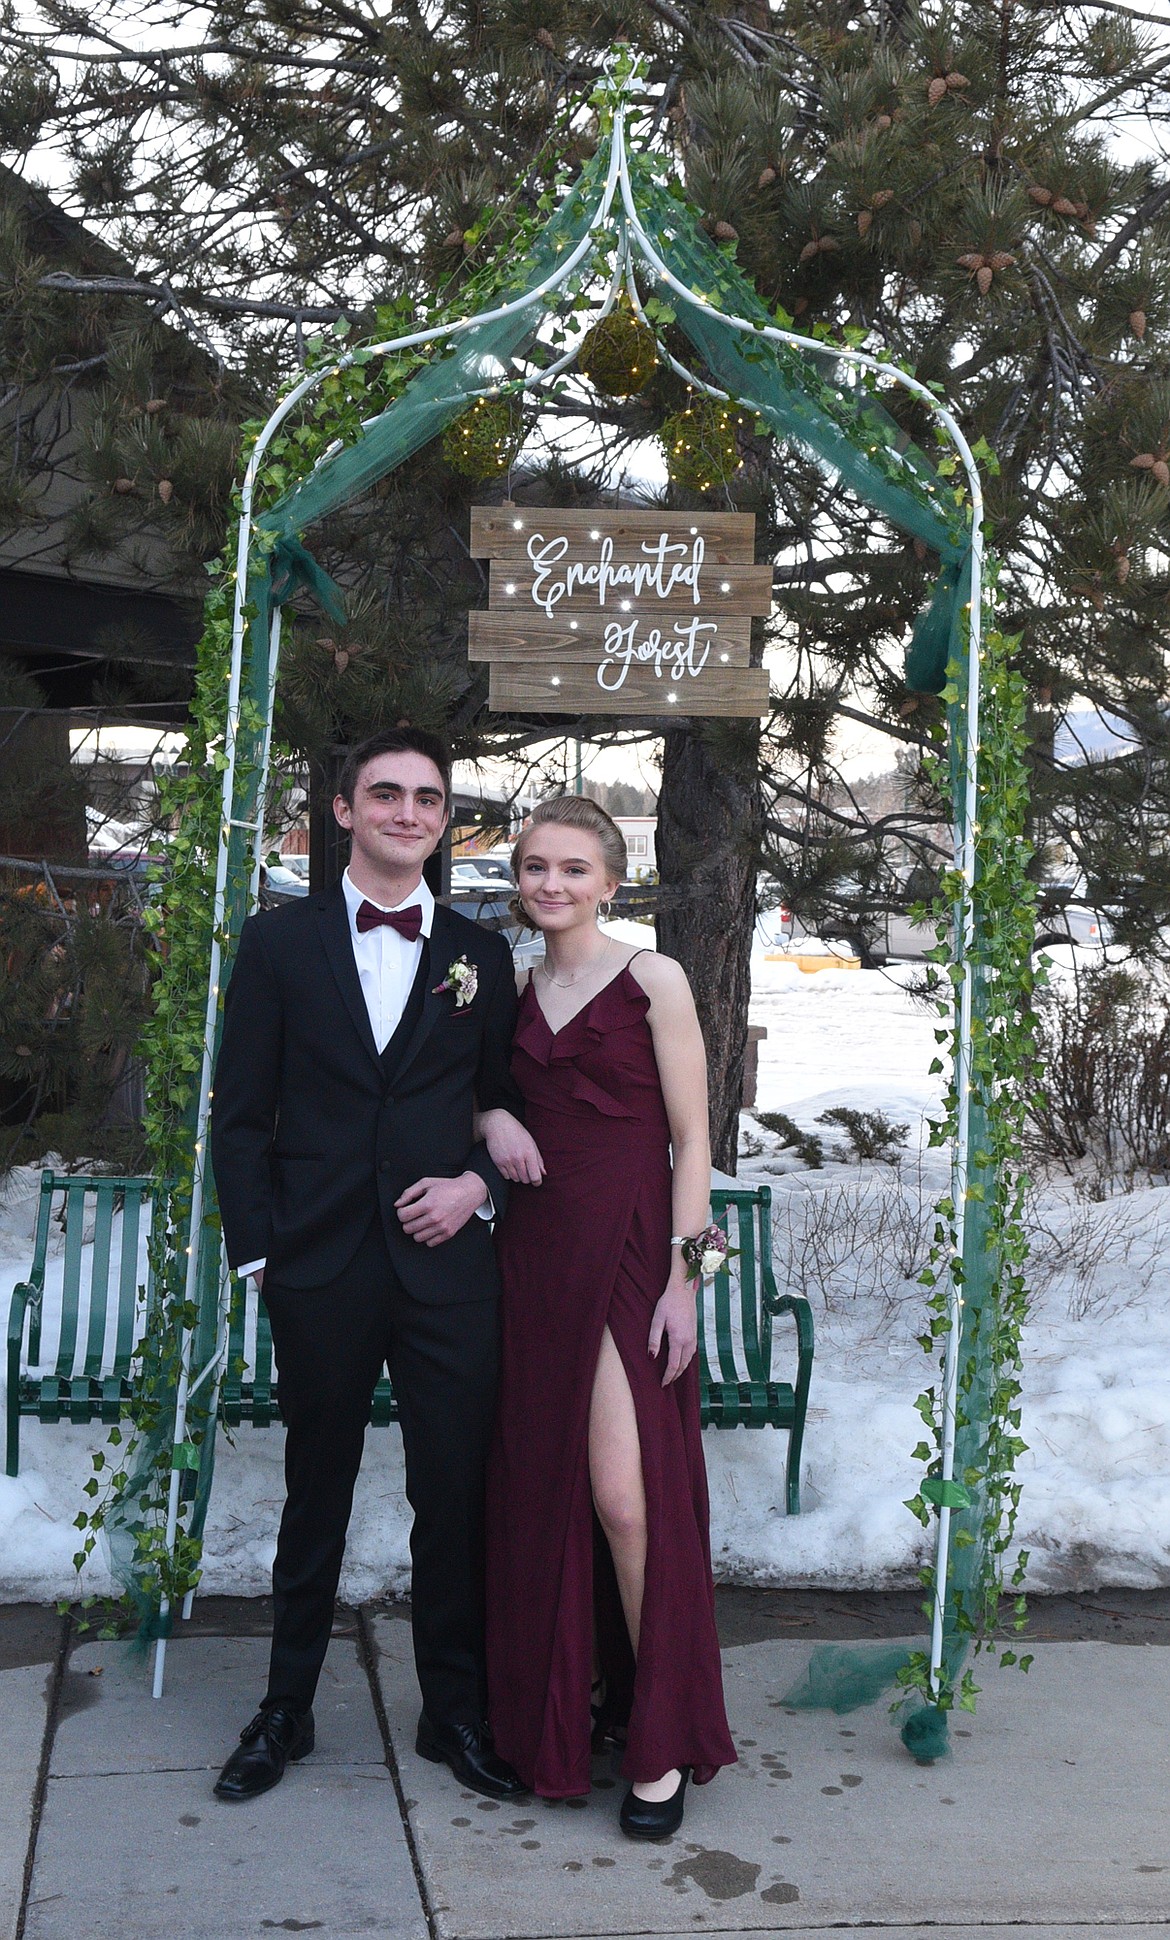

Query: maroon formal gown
<box><xmin>486</xmin><ymin>963</ymin><xmax>736</xmax><ymax>1799</ymax></box>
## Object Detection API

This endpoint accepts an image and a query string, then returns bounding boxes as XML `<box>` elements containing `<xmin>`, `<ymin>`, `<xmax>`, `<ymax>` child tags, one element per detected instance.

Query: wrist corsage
<box><xmin>673</xmin><ymin>1224</ymin><xmax>738</xmax><ymax>1281</ymax></box>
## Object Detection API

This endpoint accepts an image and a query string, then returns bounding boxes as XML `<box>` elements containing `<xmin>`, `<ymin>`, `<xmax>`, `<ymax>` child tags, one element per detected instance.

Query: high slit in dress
<box><xmin>485</xmin><ymin>961</ymin><xmax>736</xmax><ymax>1799</ymax></box>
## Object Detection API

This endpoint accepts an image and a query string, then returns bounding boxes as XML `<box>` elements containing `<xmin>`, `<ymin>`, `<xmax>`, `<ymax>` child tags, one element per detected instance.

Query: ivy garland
<box><xmin>900</xmin><ymin>593</ymin><xmax>1040</xmax><ymax>1713</ymax></box>
<box><xmin>68</xmin><ymin>86</ymin><xmax>1039</xmax><ymax>1713</ymax></box>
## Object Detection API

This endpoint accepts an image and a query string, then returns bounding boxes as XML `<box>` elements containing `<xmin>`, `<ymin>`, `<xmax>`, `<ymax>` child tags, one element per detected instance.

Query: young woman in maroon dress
<box><xmin>477</xmin><ymin>795</ymin><xmax>735</xmax><ymax>1839</ymax></box>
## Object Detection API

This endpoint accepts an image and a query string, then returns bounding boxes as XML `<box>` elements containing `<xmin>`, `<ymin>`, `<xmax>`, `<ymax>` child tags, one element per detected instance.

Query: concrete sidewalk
<box><xmin>4</xmin><ymin>1592</ymin><xmax>1170</xmax><ymax>1940</ymax></box>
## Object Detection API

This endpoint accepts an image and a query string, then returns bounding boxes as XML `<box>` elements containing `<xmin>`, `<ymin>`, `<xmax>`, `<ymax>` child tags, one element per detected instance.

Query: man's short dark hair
<box><xmin>336</xmin><ymin>727</ymin><xmax>452</xmax><ymax>808</ymax></box>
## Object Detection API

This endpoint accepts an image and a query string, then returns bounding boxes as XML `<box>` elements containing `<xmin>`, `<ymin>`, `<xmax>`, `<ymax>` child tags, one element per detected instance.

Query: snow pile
<box><xmin>2</xmin><ymin>953</ymin><xmax>1169</xmax><ymax>1604</ymax></box>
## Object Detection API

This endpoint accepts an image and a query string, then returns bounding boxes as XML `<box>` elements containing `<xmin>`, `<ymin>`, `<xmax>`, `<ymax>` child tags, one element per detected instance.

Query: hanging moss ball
<box><xmin>658</xmin><ymin>394</ymin><xmax>743</xmax><ymax>492</ymax></box>
<box><xmin>442</xmin><ymin>396</ymin><xmax>526</xmax><ymax>480</ymax></box>
<box><xmin>578</xmin><ymin>305</ymin><xmax>659</xmax><ymax>398</ymax></box>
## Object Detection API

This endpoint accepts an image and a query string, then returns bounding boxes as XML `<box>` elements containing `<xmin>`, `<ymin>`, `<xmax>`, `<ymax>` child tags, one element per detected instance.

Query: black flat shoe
<box><xmin>619</xmin><ymin>1766</ymin><xmax>690</xmax><ymax>1841</ymax></box>
<box><xmin>416</xmin><ymin>1715</ymin><xmax>531</xmax><ymax>1801</ymax></box>
<box><xmin>214</xmin><ymin>1703</ymin><xmax>314</xmax><ymax>1802</ymax></box>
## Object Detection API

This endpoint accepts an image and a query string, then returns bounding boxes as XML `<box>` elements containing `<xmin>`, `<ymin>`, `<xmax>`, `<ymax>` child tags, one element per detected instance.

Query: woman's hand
<box><xmin>476</xmin><ymin>1107</ymin><xmax>546</xmax><ymax>1186</ymax></box>
<box><xmin>648</xmin><ymin>1278</ymin><xmax>698</xmax><ymax>1387</ymax></box>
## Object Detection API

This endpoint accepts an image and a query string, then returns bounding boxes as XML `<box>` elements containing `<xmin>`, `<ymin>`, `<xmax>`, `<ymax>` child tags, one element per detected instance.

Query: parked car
<box><xmin>261</xmin><ymin>863</ymin><xmax>310</xmax><ymax>905</ymax></box>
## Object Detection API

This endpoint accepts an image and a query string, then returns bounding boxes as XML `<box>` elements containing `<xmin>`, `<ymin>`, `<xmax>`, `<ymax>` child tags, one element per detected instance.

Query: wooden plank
<box><xmin>487</xmin><ymin>662</ymin><xmax>770</xmax><ymax>718</ymax></box>
<box><xmin>468</xmin><ymin>609</ymin><xmax>752</xmax><ymax>666</ymax></box>
<box><xmin>470</xmin><ymin>504</ymin><xmax>756</xmax><ymax>561</ymax></box>
<box><xmin>487</xmin><ymin>561</ymin><xmax>772</xmax><ymax>617</ymax></box>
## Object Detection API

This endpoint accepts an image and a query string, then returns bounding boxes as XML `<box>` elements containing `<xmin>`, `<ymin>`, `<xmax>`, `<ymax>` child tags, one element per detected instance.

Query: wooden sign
<box><xmin>468</xmin><ymin>506</ymin><xmax>771</xmax><ymax>717</ymax></box>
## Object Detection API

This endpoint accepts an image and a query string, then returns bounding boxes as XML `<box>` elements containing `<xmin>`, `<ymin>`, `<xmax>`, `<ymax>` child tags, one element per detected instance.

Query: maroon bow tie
<box><xmin>355</xmin><ymin>900</ymin><xmax>423</xmax><ymax>941</ymax></box>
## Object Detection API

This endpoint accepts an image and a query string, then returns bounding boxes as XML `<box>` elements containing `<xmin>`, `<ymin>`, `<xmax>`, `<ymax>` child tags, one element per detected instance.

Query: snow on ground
<box><xmin>2</xmin><ymin>947</ymin><xmax>1169</xmax><ymax>1604</ymax></box>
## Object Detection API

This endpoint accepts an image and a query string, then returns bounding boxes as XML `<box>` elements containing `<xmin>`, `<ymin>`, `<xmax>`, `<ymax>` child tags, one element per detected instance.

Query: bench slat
<box><xmin>253</xmin><ymin>1302</ymin><xmax>274</xmax><ymax>1426</ymax></box>
<box><xmin>114</xmin><ymin>1186</ymin><xmax>145</xmax><ymax>1374</ymax></box>
<box><xmin>57</xmin><ymin>1183</ymin><xmax>87</xmax><ymax>1376</ymax></box>
<box><xmin>83</xmin><ymin>1190</ymin><xmax>116</xmax><ymax>1378</ymax></box>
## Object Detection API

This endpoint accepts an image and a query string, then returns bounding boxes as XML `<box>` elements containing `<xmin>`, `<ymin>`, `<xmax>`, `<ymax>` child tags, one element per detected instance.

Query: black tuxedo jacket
<box><xmin>209</xmin><ymin>884</ymin><xmax>522</xmax><ymax>1301</ymax></box>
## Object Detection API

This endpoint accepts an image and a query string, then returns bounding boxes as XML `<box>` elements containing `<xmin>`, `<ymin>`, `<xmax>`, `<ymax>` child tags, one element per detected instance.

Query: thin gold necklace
<box><xmin>539</xmin><ymin>936</ymin><xmax>613</xmax><ymax>989</ymax></box>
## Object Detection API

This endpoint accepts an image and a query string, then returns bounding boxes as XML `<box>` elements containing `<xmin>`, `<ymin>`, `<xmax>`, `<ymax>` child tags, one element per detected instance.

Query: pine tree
<box><xmin>2</xmin><ymin>1</ymin><xmax>1168</xmax><ymax>1162</ymax></box>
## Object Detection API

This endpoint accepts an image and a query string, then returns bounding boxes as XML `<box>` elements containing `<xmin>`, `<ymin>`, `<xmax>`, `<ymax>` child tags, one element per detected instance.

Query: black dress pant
<box><xmin>260</xmin><ymin>1218</ymin><xmax>500</xmax><ymax>1723</ymax></box>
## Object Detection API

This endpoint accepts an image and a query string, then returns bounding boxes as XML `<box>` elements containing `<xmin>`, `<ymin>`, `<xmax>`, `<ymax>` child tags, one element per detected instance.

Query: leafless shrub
<box><xmin>1028</xmin><ymin>960</ymin><xmax>1170</xmax><ymax>1191</ymax></box>
<box><xmin>1023</xmin><ymin>1184</ymin><xmax>1169</xmax><ymax>1322</ymax></box>
<box><xmin>770</xmin><ymin>1147</ymin><xmax>934</xmax><ymax>1326</ymax></box>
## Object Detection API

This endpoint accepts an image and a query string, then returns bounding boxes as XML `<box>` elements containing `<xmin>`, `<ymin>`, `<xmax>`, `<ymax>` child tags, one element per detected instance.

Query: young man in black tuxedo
<box><xmin>209</xmin><ymin>726</ymin><xmax>529</xmax><ymax>1804</ymax></box>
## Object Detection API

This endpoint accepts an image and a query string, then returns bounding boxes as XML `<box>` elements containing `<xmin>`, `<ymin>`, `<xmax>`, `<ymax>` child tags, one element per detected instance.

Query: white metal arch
<box><xmin>154</xmin><ymin>62</ymin><xmax>985</xmax><ymax>1711</ymax></box>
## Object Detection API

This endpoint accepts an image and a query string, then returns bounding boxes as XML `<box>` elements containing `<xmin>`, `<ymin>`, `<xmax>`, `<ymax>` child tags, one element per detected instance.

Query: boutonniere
<box><xmin>433</xmin><ymin>954</ymin><xmax>478</xmax><ymax>1008</ymax></box>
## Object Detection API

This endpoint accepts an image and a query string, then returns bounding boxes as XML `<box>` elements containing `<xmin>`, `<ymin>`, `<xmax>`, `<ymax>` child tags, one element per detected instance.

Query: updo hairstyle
<box><xmin>510</xmin><ymin>796</ymin><xmax>628</xmax><ymax>922</ymax></box>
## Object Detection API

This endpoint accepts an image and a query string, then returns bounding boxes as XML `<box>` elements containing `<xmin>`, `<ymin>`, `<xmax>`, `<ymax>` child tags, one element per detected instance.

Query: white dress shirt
<box><xmin>341</xmin><ymin>867</ymin><xmax>434</xmax><ymax>1052</ymax></box>
<box><xmin>237</xmin><ymin>869</ymin><xmax>487</xmax><ymax>1280</ymax></box>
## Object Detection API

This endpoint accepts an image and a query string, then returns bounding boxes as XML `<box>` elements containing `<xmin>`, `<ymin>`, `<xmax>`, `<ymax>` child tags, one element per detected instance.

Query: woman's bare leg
<box><xmin>589</xmin><ymin>1325</ymin><xmax>681</xmax><ymax>1801</ymax></box>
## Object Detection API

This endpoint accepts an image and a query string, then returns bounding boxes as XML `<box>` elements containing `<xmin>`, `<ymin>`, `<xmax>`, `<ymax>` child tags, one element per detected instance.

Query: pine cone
<box><xmin>144</xmin><ymin>398</ymin><xmax>167</xmax><ymax>414</ymax></box>
<box><xmin>945</xmin><ymin>70</ymin><xmax>969</xmax><ymax>88</ymax></box>
<box><xmin>927</xmin><ymin>76</ymin><xmax>948</xmax><ymax>106</ymax></box>
<box><xmin>976</xmin><ymin>265</ymin><xmax>993</xmax><ymax>294</ymax></box>
<box><xmin>874</xmin><ymin>112</ymin><xmax>893</xmax><ymax>130</ymax></box>
<box><xmin>1028</xmin><ymin>186</ymin><xmax>1053</xmax><ymax>206</ymax></box>
<box><xmin>713</xmin><ymin>220</ymin><xmax>739</xmax><ymax>241</ymax></box>
<box><xmin>1156</xmin><ymin>461</ymin><xmax>1170</xmax><ymax>489</ymax></box>
<box><xmin>872</xmin><ymin>189</ymin><xmax>895</xmax><ymax>208</ymax></box>
<box><xmin>1051</xmin><ymin>195</ymin><xmax>1078</xmax><ymax>217</ymax></box>
<box><xmin>957</xmin><ymin>252</ymin><xmax>984</xmax><ymax>270</ymax></box>
<box><xmin>535</xmin><ymin>26</ymin><xmax>554</xmax><ymax>48</ymax></box>
<box><xmin>799</xmin><ymin>239</ymin><xmax>820</xmax><ymax>263</ymax></box>
<box><xmin>112</xmin><ymin>477</ymin><xmax>135</xmax><ymax>494</ymax></box>
<box><xmin>857</xmin><ymin>210</ymin><xmax>873</xmax><ymax>237</ymax></box>
<box><xmin>1115</xmin><ymin>552</ymin><xmax>1131</xmax><ymax>583</ymax></box>
<box><xmin>909</xmin><ymin>220</ymin><xmax>923</xmax><ymax>245</ymax></box>
<box><xmin>1130</xmin><ymin>309</ymin><xmax>1147</xmax><ymax>339</ymax></box>
<box><xmin>913</xmin><ymin>537</ymin><xmax>928</xmax><ymax>560</ymax></box>
<box><xmin>758</xmin><ymin>165</ymin><xmax>777</xmax><ymax>188</ymax></box>
<box><xmin>442</xmin><ymin>229</ymin><xmax>463</xmax><ymax>249</ymax></box>
<box><xmin>334</xmin><ymin>650</ymin><xmax>350</xmax><ymax>673</ymax></box>
<box><xmin>1131</xmin><ymin>452</ymin><xmax>1157</xmax><ymax>470</ymax></box>
<box><xmin>898</xmin><ymin>695</ymin><xmax>920</xmax><ymax>717</ymax></box>
<box><xmin>989</xmin><ymin>251</ymin><xmax>1017</xmax><ymax>271</ymax></box>
<box><xmin>156</xmin><ymin>479</ymin><xmax>173</xmax><ymax>504</ymax></box>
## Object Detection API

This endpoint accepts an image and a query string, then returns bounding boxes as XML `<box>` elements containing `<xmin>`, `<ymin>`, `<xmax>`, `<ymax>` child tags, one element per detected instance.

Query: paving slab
<box><xmin>529</xmin><ymin>1932</ymin><xmax>1170</xmax><ymax>1940</ymax></box>
<box><xmin>23</xmin><ymin>1631</ymin><xmax>426</xmax><ymax>1940</ymax></box>
<box><xmin>0</xmin><ymin>1662</ymin><xmax>53</xmax><ymax>1940</ymax></box>
<box><xmin>369</xmin><ymin>1619</ymin><xmax>1170</xmax><ymax>1938</ymax></box>
<box><xmin>22</xmin><ymin>1765</ymin><xmax>425</xmax><ymax>1940</ymax></box>
<box><xmin>54</xmin><ymin>1634</ymin><xmax>383</xmax><ymax>1774</ymax></box>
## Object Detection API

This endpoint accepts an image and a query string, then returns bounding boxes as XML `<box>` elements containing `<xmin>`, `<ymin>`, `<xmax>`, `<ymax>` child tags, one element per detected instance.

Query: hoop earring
<box><xmin>598</xmin><ymin>899</ymin><xmax>613</xmax><ymax>922</ymax></box>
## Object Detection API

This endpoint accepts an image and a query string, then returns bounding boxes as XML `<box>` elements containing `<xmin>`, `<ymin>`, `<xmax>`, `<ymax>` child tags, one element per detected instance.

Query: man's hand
<box><xmin>476</xmin><ymin>1107</ymin><xmax>545</xmax><ymax>1186</ymax></box>
<box><xmin>395</xmin><ymin>1172</ymin><xmax>489</xmax><ymax>1247</ymax></box>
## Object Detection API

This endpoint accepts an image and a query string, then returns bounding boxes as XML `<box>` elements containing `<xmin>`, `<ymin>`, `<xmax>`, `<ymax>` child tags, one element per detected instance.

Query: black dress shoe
<box><xmin>619</xmin><ymin>1766</ymin><xmax>690</xmax><ymax>1840</ymax></box>
<box><xmin>415</xmin><ymin>1715</ymin><xmax>531</xmax><ymax>1800</ymax></box>
<box><xmin>213</xmin><ymin>1703</ymin><xmax>314</xmax><ymax>1802</ymax></box>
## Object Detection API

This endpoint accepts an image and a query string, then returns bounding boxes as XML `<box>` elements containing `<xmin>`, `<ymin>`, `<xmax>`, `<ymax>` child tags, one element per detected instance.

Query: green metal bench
<box><xmin>6</xmin><ymin>1170</ymin><xmax>158</xmax><ymax>1478</ymax></box>
<box><xmin>704</xmin><ymin>1185</ymin><xmax>813</xmax><ymax>1514</ymax></box>
<box><xmin>8</xmin><ymin>1175</ymin><xmax>814</xmax><ymax>1511</ymax></box>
